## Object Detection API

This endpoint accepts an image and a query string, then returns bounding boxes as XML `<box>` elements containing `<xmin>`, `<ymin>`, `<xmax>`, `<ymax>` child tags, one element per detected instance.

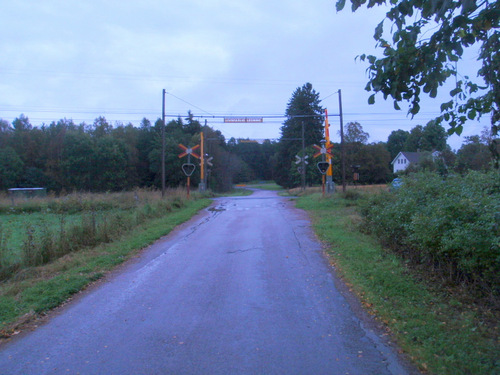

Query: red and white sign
<box><xmin>178</xmin><ymin>144</ymin><xmax>200</xmax><ymax>159</ymax></box>
<box><xmin>313</xmin><ymin>144</ymin><xmax>333</xmax><ymax>158</ymax></box>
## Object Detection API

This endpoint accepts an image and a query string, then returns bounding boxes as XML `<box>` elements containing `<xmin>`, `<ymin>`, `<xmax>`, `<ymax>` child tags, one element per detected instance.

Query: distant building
<box><xmin>391</xmin><ymin>151</ymin><xmax>440</xmax><ymax>174</ymax></box>
<box><xmin>8</xmin><ymin>187</ymin><xmax>47</xmax><ymax>198</ymax></box>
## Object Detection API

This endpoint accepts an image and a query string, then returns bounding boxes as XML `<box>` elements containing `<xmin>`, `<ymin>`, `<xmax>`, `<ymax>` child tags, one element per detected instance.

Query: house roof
<box><xmin>391</xmin><ymin>150</ymin><xmax>441</xmax><ymax>166</ymax></box>
<box><xmin>400</xmin><ymin>151</ymin><xmax>422</xmax><ymax>163</ymax></box>
<box><xmin>391</xmin><ymin>151</ymin><xmax>423</xmax><ymax>165</ymax></box>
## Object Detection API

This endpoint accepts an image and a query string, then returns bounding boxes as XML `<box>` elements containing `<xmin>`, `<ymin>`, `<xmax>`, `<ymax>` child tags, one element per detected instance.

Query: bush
<box><xmin>360</xmin><ymin>171</ymin><xmax>500</xmax><ymax>291</ymax></box>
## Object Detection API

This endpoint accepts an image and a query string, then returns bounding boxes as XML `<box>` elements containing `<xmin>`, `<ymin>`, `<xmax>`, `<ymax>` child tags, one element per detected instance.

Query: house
<box><xmin>391</xmin><ymin>151</ymin><xmax>440</xmax><ymax>174</ymax></box>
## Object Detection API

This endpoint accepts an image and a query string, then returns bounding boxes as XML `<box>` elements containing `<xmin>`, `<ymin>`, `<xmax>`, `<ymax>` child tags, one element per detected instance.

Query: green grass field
<box><xmin>1</xmin><ymin>212</ymin><xmax>82</xmax><ymax>264</ymax></box>
<box><xmin>0</xmin><ymin>190</ymin><xmax>213</xmax><ymax>335</ymax></box>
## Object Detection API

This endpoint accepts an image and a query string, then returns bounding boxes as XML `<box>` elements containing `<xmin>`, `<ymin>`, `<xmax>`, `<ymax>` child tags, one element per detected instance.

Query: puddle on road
<box><xmin>208</xmin><ymin>206</ymin><xmax>226</xmax><ymax>212</ymax></box>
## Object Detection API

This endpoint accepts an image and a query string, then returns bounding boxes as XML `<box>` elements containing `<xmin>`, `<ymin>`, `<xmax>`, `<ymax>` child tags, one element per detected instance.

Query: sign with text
<box><xmin>223</xmin><ymin>117</ymin><xmax>263</xmax><ymax>123</ymax></box>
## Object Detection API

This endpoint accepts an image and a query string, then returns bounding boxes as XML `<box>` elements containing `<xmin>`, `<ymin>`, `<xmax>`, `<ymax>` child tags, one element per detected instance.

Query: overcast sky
<box><xmin>1</xmin><ymin>0</ymin><xmax>489</xmax><ymax>150</ymax></box>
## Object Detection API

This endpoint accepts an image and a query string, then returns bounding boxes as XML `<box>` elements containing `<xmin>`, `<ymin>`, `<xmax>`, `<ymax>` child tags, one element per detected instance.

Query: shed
<box><xmin>8</xmin><ymin>188</ymin><xmax>47</xmax><ymax>199</ymax></box>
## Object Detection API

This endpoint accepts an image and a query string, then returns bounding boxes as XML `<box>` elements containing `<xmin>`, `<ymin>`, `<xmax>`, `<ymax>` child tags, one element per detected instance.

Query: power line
<box><xmin>165</xmin><ymin>92</ymin><xmax>214</xmax><ymax>116</ymax></box>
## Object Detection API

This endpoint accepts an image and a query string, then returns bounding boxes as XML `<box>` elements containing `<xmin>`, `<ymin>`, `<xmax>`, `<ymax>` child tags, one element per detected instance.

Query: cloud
<box><xmin>0</xmin><ymin>0</ymin><xmax>489</xmax><ymax>148</ymax></box>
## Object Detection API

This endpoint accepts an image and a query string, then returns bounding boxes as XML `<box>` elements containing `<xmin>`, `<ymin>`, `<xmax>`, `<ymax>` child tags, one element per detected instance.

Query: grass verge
<box><xmin>296</xmin><ymin>192</ymin><xmax>498</xmax><ymax>375</ymax></box>
<box><xmin>246</xmin><ymin>182</ymin><xmax>283</xmax><ymax>191</ymax></box>
<box><xmin>0</xmin><ymin>198</ymin><xmax>212</xmax><ymax>336</ymax></box>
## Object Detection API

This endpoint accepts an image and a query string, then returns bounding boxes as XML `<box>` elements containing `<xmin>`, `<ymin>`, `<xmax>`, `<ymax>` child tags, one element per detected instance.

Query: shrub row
<box><xmin>360</xmin><ymin>171</ymin><xmax>500</xmax><ymax>292</ymax></box>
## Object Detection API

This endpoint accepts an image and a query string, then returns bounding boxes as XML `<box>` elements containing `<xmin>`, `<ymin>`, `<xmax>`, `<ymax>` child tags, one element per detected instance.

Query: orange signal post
<box><xmin>178</xmin><ymin>144</ymin><xmax>200</xmax><ymax>198</ymax></box>
<box><xmin>313</xmin><ymin>141</ymin><xmax>332</xmax><ymax>197</ymax></box>
<box><xmin>324</xmin><ymin>109</ymin><xmax>335</xmax><ymax>194</ymax></box>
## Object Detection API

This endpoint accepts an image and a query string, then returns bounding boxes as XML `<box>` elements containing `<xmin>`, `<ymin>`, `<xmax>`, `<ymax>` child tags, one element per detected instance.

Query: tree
<box><xmin>91</xmin><ymin>116</ymin><xmax>112</xmax><ymax>138</ymax></box>
<box><xmin>404</xmin><ymin>122</ymin><xmax>448</xmax><ymax>152</ymax></box>
<box><xmin>342</xmin><ymin>122</ymin><xmax>371</xmax><ymax>182</ymax></box>
<box><xmin>92</xmin><ymin>137</ymin><xmax>128</xmax><ymax>191</ymax></box>
<box><xmin>136</xmin><ymin>118</ymin><xmax>157</xmax><ymax>187</ymax></box>
<box><xmin>0</xmin><ymin>147</ymin><xmax>24</xmax><ymax>189</ymax></box>
<box><xmin>387</xmin><ymin>129</ymin><xmax>410</xmax><ymax>159</ymax></box>
<box><xmin>343</xmin><ymin>121</ymin><xmax>369</xmax><ymax>144</ymax></box>
<box><xmin>421</xmin><ymin>121</ymin><xmax>448</xmax><ymax>151</ymax></box>
<box><xmin>22</xmin><ymin>167</ymin><xmax>52</xmax><ymax>188</ymax></box>
<box><xmin>336</xmin><ymin>0</ymin><xmax>499</xmax><ymax>141</ymax></box>
<box><xmin>12</xmin><ymin>114</ymin><xmax>32</xmax><ymax>132</ymax></box>
<box><xmin>229</xmin><ymin>139</ymin><xmax>278</xmax><ymax>182</ymax></box>
<box><xmin>274</xmin><ymin>83</ymin><xmax>324</xmax><ymax>188</ymax></box>
<box><xmin>60</xmin><ymin>132</ymin><xmax>94</xmax><ymax>190</ymax></box>
<box><xmin>356</xmin><ymin>142</ymin><xmax>392</xmax><ymax>183</ymax></box>
<box><xmin>0</xmin><ymin>119</ymin><xmax>12</xmax><ymax>148</ymax></box>
<box><xmin>184</xmin><ymin>111</ymin><xmax>201</xmax><ymax>135</ymax></box>
<box><xmin>455</xmin><ymin>135</ymin><xmax>493</xmax><ymax>173</ymax></box>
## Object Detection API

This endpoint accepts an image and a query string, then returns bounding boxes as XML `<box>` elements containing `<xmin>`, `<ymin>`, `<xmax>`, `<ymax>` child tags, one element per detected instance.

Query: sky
<box><xmin>0</xmin><ymin>0</ymin><xmax>490</xmax><ymax>150</ymax></box>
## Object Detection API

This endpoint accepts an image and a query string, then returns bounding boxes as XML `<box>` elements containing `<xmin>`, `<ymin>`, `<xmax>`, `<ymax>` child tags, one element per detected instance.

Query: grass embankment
<box><xmin>246</xmin><ymin>182</ymin><xmax>283</xmax><ymax>191</ymax></box>
<box><xmin>0</xmin><ymin>190</ymin><xmax>212</xmax><ymax>335</ymax></box>
<box><xmin>296</xmin><ymin>190</ymin><xmax>498</xmax><ymax>375</ymax></box>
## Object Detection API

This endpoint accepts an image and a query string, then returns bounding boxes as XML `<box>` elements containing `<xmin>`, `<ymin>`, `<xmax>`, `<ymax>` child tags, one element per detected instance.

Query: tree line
<box><xmin>1</xmin><ymin>83</ymin><xmax>497</xmax><ymax>193</ymax></box>
<box><xmin>272</xmin><ymin>83</ymin><xmax>497</xmax><ymax>189</ymax></box>
<box><xmin>0</xmin><ymin>113</ymin><xmax>258</xmax><ymax>193</ymax></box>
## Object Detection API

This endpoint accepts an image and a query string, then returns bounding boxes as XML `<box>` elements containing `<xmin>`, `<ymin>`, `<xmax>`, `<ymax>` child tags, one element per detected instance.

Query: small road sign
<box><xmin>317</xmin><ymin>162</ymin><xmax>330</xmax><ymax>174</ymax></box>
<box><xmin>182</xmin><ymin>163</ymin><xmax>196</xmax><ymax>177</ymax></box>
<box><xmin>223</xmin><ymin>117</ymin><xmax>263</xmax><ymax>123</ymax></box>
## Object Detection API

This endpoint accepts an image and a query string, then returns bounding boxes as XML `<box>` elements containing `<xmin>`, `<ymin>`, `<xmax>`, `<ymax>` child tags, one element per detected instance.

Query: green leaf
<box><xmin>368</xmin><ymin>94</ymin><xmax>376</xmax><ymax>105</ymax></box>
<box><xmin>410</xmin><ymin>102</ymin><xmax>420</xmax><ymax>116</ymax></box>
<box><xmin>374</xmin><ymin>21</ymin><xmax>384</xmax><ymax>40</ymax></box>
<box><xmin>440</xmin><ymin>100</ymin><xmax>453</xmax><ymax>111</ymax></box>
<box><xmin>394</xmin><ymin>101</ymin><xmax>401</xmax><ymax>110</ymax></box>
<box><xmin>367</xmin><ymin>55</ymin><xmax>377</xmax><ymax>64</ymax></box>
<box><xmin>336</xmin><ymin>0</ymin><xmax>346</xmax><ymax>11</ymax></box>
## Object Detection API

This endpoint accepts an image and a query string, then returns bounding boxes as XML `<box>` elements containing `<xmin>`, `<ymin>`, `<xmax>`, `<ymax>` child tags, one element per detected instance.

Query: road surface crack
<box><xmin>227</xmin><ymin>247</ymin><xmax>262</xmax><ymax>254</ymax></box>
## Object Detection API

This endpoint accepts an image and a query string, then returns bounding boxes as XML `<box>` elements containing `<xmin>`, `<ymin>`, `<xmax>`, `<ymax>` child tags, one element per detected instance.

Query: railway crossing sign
<box><xmin>295</xmin><ymin>155</ymin><xmax>309</xmax><ymax>165</ymax></box>
<box><xmin>178</xmin><ymin>144</ymin><xmax>201</xmax><ymax>198</ymax></box>
<box><xmin>312</xmin><ymin>143</ymin><xmax>333</xmax><ymax>158</ymax></box>
<box><xmin>178</xmin><ymin>144</ymin><xmax>201</xmax><ymax>159</ymax></box>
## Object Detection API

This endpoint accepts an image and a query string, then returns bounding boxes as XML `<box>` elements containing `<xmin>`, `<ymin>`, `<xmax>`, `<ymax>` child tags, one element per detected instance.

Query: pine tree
<box><xmin>274</xmin><ymin>83</ymin><xmax>324</xmax><ymax>188</ymax></box>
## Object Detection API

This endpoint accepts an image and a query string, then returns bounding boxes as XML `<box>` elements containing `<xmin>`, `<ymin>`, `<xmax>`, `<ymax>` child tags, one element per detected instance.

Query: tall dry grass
<box><xmin>287</xmin><ymin>184</ymin><xmax>388</xmax><ymax>196</ymax></box>
<box><xmin>0</xmin><ymin>188</ymin><xmax>203</xmax><ymax>280</ymax></box>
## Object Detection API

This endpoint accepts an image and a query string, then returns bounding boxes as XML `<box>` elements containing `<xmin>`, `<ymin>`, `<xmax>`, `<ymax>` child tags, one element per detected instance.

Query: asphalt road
<box><xmin>0</xmin><ymin>189</ymin><xmax>415</xmax><ymax>374</ymax></box>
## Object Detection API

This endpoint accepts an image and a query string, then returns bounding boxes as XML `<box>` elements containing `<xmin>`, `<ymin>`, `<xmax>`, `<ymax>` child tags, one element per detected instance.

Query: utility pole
<box><xmin>199</xmin><ymin>131</ymin><xmax>206</xmax><ymax>192</ymax></box>
<box><xmin>162</xmin><ymin>89</ymin><xmax>166</xmax><ymax>197</ymax></box>
<box><xmin>339</xmin><ymin>89</ymin><xmax>346</xmax><ymax>192</ymax></box>
<box><xmin>301</xmin><ymin>121</ymin><xmax>306</xmax><ymax>191</ymax></box>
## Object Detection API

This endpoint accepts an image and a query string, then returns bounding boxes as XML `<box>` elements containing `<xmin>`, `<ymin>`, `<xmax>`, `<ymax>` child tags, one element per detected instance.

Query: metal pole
<box><xmin>339</xmin><ymin>89</ymin><xmax>346</xmax><ymax>192</ymax></box>
<box><xmin>162</xmin><ymin>89</ymin><xmax>166</xmax><ymax>197</ymax></box>
<box><xmin>199</xmin><ymin>131</ymin><xmax>205</xmax><ymax>192</ymax></box>
<box><xmin>301</xmin><ymin>121</ymin><xmax>306</xmax><ymax>191</ymax></box>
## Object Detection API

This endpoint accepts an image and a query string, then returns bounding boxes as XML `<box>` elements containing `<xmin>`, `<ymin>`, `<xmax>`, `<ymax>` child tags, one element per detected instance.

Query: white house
<box><xmin>391</xmin><ymin>151</ymin><xmax>441</xmax><ymax>174</ymax></box>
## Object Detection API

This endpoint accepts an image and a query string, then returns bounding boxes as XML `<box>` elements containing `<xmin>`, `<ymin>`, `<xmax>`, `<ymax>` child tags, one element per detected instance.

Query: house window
<box><xmin>404</xmin><ymin>159</ymin><xmax>406</xmax><ymax>164</ymax></box>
